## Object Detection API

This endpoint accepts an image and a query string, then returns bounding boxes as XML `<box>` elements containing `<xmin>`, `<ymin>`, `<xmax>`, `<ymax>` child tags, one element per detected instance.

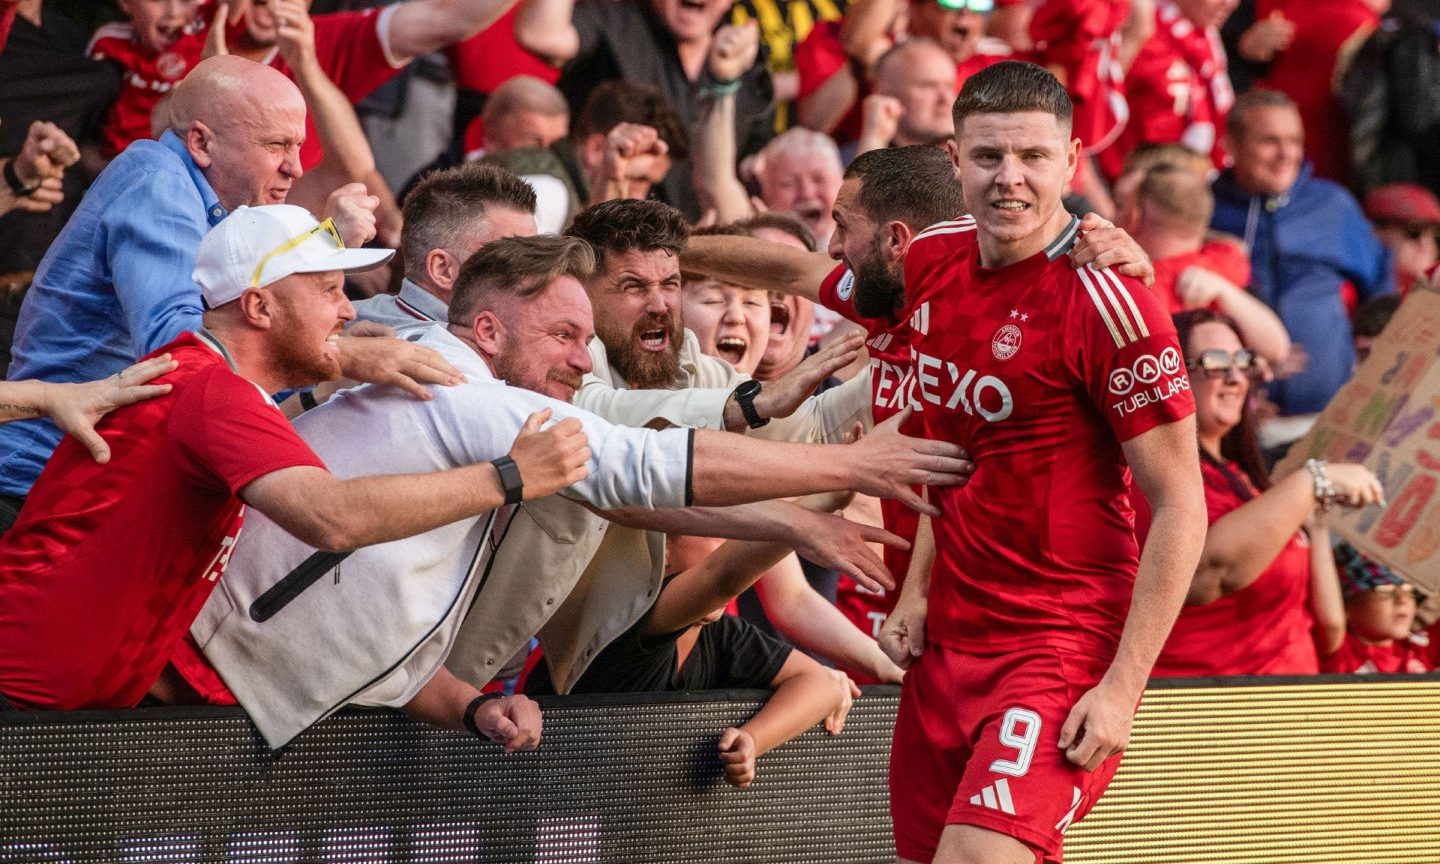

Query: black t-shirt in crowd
<box><xmin>527</xmin><ymin>611</ymin><xmax>792</xmax><ymax>696</ymax></box>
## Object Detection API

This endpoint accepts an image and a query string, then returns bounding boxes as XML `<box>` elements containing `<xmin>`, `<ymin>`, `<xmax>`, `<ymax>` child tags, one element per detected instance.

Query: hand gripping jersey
<box><xmin>817</xmin><ymin>223</ymin><xmax>973</xmax><ymax>643</ymax></box>
<box><xmin>908</xmin><ymin>216</ymin><xmax>1195</xmax><ymax>656</ymax></box>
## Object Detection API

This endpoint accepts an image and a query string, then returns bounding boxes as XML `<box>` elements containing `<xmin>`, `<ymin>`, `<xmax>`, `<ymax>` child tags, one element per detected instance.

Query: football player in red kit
<box><xmin>880</xmin><ymin>61</ymin><xmax>1207</xmax><ymax>864</ymax></box>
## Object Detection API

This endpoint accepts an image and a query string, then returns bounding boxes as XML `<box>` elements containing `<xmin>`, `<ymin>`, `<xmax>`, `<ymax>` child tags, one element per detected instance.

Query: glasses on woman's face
<box><xmin>1370</xmin><ymin>584</ymin><xmax>1419</xmax><ymax>603</ymax></box>
<box><xmin>1185</xmin><ymin>349</ymin><xmax>1257</xmax><ymax>379</ymax></box>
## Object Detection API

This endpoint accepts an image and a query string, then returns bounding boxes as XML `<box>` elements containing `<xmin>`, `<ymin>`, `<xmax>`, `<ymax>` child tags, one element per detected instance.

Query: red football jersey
<box><xmin>1142</xmin><ymin>459</ymin><xmax>1318</xmax><ymax>677</ymax></box>
<box><xmin>909</xmin><ymin>216</ymin><xmax>1195</xmax><ymax>655</ymax></box>
<box><xmin>89</xmin><ymin>22</ymin><xmax>207</xmax><ymax>158</ymax></box>
<box><xmin>1028</xmin><ymin>0</ymin><xmax>1130</xmax><ymax>154</ymax></box>
<box><xmin>1322</xmin><ymin>625</ymin><xmax>1440</xmax><ymax>675</ymax></box>
<box><xmin>1100</xmin><ymin>0</ymin><xmax>1233</xmax><ymax>179</ymax></box>
<box><xmin>1149</xmin><ymin>240</ymin><xmax>1252</xmax><ymax>314</ymax></box>
<box><xmin>0</xmin><ymin>332</ymin><xmax>324</xmax><ymax>710</ymax></box>
<box><xmin>818</xmin><ymin>220</ymin><xmax>976</xmax><ymax>648</ymax></box>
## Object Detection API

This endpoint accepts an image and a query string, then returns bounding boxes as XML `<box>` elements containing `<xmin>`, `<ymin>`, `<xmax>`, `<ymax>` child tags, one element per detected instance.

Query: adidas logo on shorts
<box><xmin>968</xmin><ymin>778</ymin><xmax>1016</xmax><ymax>815</ymax></box>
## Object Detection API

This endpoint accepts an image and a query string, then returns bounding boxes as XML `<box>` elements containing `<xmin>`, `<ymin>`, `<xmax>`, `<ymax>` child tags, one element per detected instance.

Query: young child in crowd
<box><xmin>89</xmin><ymin>0</ymin><xmax>208</xmax><ymax>158</ymax></box>
<box><xmin>1320</xmin><ymin>542</ymin><xmax>1440</xmax><ymax>674</ymax></box>
<box><xmin>525</xmin><ymin>493</ymin><xmax>855</xmax><ymax>788</ymax></box>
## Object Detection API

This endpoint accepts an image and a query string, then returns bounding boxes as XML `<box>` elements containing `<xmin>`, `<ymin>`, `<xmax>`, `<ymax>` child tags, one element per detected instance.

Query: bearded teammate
<box><xmin>678</xmin><ymin>147</ymin><xmax>1154</xmax><ymax>657</ymax></box>
<box><xmin>879</xmin><ymin>62</ymin><xmax>1207</xmax><ymax>864</ymax></box>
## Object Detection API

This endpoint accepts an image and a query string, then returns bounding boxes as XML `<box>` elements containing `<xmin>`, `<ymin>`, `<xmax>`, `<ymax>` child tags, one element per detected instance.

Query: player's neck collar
<box><xmin>1043</xmin><ymin>215</ymin><xmax>1081</xmax><ymax>262</ymax></box>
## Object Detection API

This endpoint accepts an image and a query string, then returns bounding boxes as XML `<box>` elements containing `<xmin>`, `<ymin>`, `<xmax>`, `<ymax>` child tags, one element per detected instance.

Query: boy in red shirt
<box><xmin>89</xmin><ymin>0</ymin><xmax>207</xmax><ymax>158</ymax></box>
<box><xmin>1321</xmin><ymin>543</ymin><xmax>1440</xmax><ymax>675</ymax></box>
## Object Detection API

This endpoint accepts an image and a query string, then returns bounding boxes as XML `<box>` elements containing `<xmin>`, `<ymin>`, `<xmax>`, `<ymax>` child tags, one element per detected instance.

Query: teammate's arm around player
<box><xmin>879</xmin><ymin>509</ymin><xmax>935</xmax><ymax>670</ymax></box>
<box><xmin>1057</xmin><ymin>420</ymin><xmax>1207</xmax><ymax>771</ymax></box>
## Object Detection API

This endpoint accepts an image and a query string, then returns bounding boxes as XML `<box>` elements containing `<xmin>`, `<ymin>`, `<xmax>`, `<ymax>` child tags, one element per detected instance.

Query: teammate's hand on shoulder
<box><xmin>753</xmin><ymin>330</ymin><xmax>863</xmax><ymax>421</ymax></box>
<box><xmin>472</xmin><ymin>694</ymin><xmax>543</xmax><ymax>752</ymax></box>
<box><xmin>879</xmin><ymin>595</ymin><xmax>926</xmax><ymax>669</ymax></box>
<box><xmin>1057</xmin><ymin>677</ymin><xmax>1137</xmax><ymax>772</ymax></box>
<box><xmin>507</xmin><ymin>408</ymin><xmax>591</xmax><ymax>499</ymax></box>
<box><xmin>1071</xmin><ymin>213</ymin><xmax>1154</xmax><ymax>287</ymax></box>
<box><xmin>718</xmin><ymin>727</ymin><xmax>757</xmax><ymax>787</ymax></box>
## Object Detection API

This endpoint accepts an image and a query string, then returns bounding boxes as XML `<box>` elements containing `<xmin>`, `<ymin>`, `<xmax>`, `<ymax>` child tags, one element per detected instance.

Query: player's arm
<box><xmin>1059</xmin><ymin>419</ymin><xmax>1205</xmax><ymax>771</ymax></box>
<box><xmin>680</xmin><ymin>234</ymin><xmax>836</xmax><ymax>304</ymax></box>
<box><xmin>385</xmin><ymin>0</ymin><xmax>522</xmax><ymax>64</ymax></box>
<box><xmin>878</xmin><ymin>508</ymin><xmax>933</xmax><ymax>669</ymax></box>
<box><xmin>719</xmin><ymin>650</ymin><xmax>847</xmax><ymax>787</ymax></box>
<box><xmin>241</xmin><ymin>410</ymin><xmax>589</xmax><ymax>551</ymax></box>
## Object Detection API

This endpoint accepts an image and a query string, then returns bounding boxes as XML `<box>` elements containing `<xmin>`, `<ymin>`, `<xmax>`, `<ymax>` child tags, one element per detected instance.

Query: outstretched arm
<box><xmin>719</xmin><ymin>651</ymin><xmax>847</xmax><ymax>787</ymax></box>
<box><xmin>387</xmin><ymin>0</ymin><xmax>523</xmax><ymax>63</ymax></box>
<box><xmin>243</xmin><ymin>410</ymin><xmax>590</xmax><ymax>551</ymax></box>
<box><xmin>755</xmin><ymin>556</ymin><xmax>904</xmax><ymax>682</ymax></box>
<box><xmin>403</xmin><ymin>666</ymin><xmax>541</xmax><ymax>751</ymax></box>
<box><xmin>680</xmin><ymin>234</ymin><xmax>837</xmax><ymax>303</ymax></box>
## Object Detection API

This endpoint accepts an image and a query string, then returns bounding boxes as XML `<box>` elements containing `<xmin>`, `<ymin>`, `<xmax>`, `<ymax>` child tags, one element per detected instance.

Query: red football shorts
<box><xmin>889</xmin><ymin>644</ymin><xmax>1123</xmax><ymax>863</ymax></box>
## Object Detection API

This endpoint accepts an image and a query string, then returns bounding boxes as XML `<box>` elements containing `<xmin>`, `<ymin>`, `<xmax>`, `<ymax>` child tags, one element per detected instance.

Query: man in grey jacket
<box><xmin>191</xmin><ymin>235</ymin><xmax>972</xmax><ymax>749</ymax></box>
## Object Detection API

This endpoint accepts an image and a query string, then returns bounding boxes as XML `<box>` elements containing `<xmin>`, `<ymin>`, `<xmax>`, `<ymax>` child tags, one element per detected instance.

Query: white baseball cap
<box><xmin>193</xmin><ymin>204</ymin><xmax>394</xmax><ymax>308</ymax></box>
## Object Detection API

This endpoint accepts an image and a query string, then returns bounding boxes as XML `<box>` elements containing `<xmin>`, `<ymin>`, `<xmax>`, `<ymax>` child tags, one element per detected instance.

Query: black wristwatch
<box><xmin>3</xmin><ymin>160</ymin><xmax>38</xmax><ymax>197</ymax></box>
<box><xmin>491</xmin><ymin>455</ymin><xmax>524</xmax><ymax>505</ymax></box>
<box><xmin>733</xmin><ymin>379</ymin><xmax>768</xmax><ymax>429</ymax></box>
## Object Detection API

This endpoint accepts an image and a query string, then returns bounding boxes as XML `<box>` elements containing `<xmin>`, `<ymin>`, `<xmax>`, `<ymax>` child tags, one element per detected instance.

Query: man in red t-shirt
<box><xmin>1099</xmin><ymin>0</ymin><xmax>1235</xmax><ymax>180</ymax></box>
<box><xmin>679</xmin><ymin>145</ymin><xmax>1154</xmax><ymax>673</ymax></box>
<box><xmin>880</xmin><ymin>62</ymin><xmax>1206</xmax><ymax>864</ymax></box>
<box><xmin>0</xmin><ymin>205</ymin><xmax>585</xmax><ymax>725</ymax></box>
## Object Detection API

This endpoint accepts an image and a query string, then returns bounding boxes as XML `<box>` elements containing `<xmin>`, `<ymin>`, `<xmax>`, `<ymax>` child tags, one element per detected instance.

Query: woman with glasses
<box><xmin>1136</xmin><ymin>309</ymin><xmax>1385</xmax><ymax>678</ymax></box>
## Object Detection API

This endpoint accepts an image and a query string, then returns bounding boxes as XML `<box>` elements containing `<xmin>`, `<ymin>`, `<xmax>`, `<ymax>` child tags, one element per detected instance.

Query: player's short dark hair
<box><xmin>1226</xmin><ymin>88</ymin><xmax>1297</xmax><ymax>141</ymax></box>
<box><xmin>449</xmin><ymin>234</ymin><xmax>595</xmax><ymax>325</ymax></box>
<box><xmin>736</xmin><ymin>212</ymin><xmax>817</xmax><ymax>252</ymax></box>
<box><xmin>574</xmin><ymin>80</ymin><xmax>690</xmax><ymax>162</ymax></box>
<box><xmin>844</xmin><ymin>145</ymin><xmax>967</xmax><ymax>232</ymax></box>
<box><xmin>401</xmin><ymin>163</ymin><xmax>537</xmax><ymax>275</ymax></box>
<box><xmin>564</xmin><ymin>198</ymin><xmax>690</xmax><ymax>272</ymax></box>
<box><xmin>1354</xmin><ymin>293</ymin><xmax>1402</xmax><ymax>340</ymax></box>
<box><xmin>952</xmin><ymin>60</ymin><xmax>1073</xmax><ymax>135</ymax></box>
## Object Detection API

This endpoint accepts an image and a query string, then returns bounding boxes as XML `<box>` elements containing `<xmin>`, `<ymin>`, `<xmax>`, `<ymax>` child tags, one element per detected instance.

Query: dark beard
<box><xmin>853</xmin><ymin>251</ymin><xmax>906</xmax><ymax>320</ymax></box>
<box><xmin>597</xmin><ymin>309</ymin><xmax>683</xmax><ymax>391</ymax></box>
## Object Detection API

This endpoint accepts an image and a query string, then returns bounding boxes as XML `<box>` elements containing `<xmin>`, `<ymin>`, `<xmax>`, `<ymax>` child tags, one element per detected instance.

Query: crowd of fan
<box><xmin>0</xmin><ymin>0</ymin><xmax>1437</xmax><ymax>777</ymax></box>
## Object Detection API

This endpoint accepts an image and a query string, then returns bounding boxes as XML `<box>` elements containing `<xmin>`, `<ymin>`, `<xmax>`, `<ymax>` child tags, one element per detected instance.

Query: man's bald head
<box><xmin>481</xmin><ymin>75</ymin><xmax>570</xmax><ymax>154</ymax></box>
<box><xmin>171</xmin><ymin>56</ymin><xmax>307</xmax><ymax>211</ymax></box>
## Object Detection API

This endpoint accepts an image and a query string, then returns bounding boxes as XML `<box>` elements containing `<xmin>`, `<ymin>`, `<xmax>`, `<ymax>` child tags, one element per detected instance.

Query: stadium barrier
<box><xmin>3</xmin><ymin>675</ymin><xmax>1439</xmax><ymax>863</ymax></box>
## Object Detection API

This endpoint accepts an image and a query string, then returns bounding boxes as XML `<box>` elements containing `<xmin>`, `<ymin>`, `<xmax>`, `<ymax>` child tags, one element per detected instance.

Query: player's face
<box><xmin>763</xmin><ymin>151</ymin><xmax>844</xmax><ymax>242</ymax></box>
<box><xmin>490</xmin><ymin>277</ymin><xmax>596</xmax><ymax>403</ymax></box>
<box><xmin>829</xmin><ymin>178</ymin><xmax>908</xmax><ymax>320</ymax></box>
<box><xmin>268</xmin><ymin>270</ymin><xmax>354</xmax><ymax>387</ymax></box>
<box><xmin>1185</xmin><ymin>321</ymin><xmax>1248</xmax><ymax>441</ymax></box>
<box><xmin>119</xmin><ymin>0</ymin><xmax>201</xmax><ymax>54</ymax></box>
<box><xmin>749</xmin><ymin>227</ymin><xmax>816</xmax><ymax>379</ymax></box>
<box><xmin>589</xmin><ymin>247</ymin><xmax>684</xmax><ymax>390</ymax></box>
<box><xmin>200</xmin><ymin>89</ymin><xmax>306</xmax><ymax>209</ymax></box>
<box><xmin>1347</xmin><ymin>584</ymin><xmax>1418</xmax><ymax>643</ymax></box>
<box><xmin>683</xmin><ymin>279</ymin><xmax>770</xmax><ymax>374</ymax></box>
<box><xmin>1229</xmin><ymin>105</ymin><xmax>1304</xmax><ymax>198</ymax></box>
<box><xmin>909</xmin><ymin>2</ymin><xmax>984</xmax><ymax>63</ymax></box>
<box><xmin>649</xmin><ymin>0</ymin><xmax>732</xmax><ymax>43</ymax></box>
<box><xmin>952</xmin><ymin>110</ymin><xmax>1078</xmax><ymax>264</ymax></box>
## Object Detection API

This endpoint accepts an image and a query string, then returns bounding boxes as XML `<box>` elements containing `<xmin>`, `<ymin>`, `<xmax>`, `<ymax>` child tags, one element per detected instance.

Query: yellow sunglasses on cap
<box><xmin>250</xmin><ymin>217</ymin><xmax>345</xmax><ymax>289</ymax></box>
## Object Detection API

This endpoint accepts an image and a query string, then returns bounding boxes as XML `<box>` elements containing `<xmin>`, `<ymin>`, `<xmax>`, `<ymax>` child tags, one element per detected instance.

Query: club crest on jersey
<box><xmin>157</xmin><ymin>51</ymin><xmax>188</xmax><ymax>81</ymax></box>
<box><xmin>992</xmin><ymin>324</ymin><xmax>1023</xmax><ymax>361</ymax></box>
<box><xmin>836</xmin><ymin>270</ymin><xmax>855</xmax><ymax>302</ymax></box>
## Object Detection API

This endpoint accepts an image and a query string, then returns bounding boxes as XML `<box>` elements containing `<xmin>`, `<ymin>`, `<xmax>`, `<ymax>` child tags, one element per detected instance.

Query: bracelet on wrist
<box><xmin>700</xmin><ymin>78</ymin><xmax>742</xmax><ymax>98</ymax></box>
<box><xmin>3</xmin><ymin>159</ymin><xmax>40</xmax><ymax>197</ymax></box>
<box><xmin>1305</xmin><ymin>458</ymin><xmax>1338</xmax><ymax>511</ymax></box>
<box><xmin>462</xmin><ymin>692</ymin><xmax>505</xmax><ymax>737</ymax></box>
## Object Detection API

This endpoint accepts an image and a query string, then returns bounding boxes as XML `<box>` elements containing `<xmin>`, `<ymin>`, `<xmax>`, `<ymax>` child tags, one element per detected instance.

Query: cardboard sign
<box><xmin>1276</xmin><ymin>281</ymin><xmax>1440</xmax><ymax>591</ymax></box>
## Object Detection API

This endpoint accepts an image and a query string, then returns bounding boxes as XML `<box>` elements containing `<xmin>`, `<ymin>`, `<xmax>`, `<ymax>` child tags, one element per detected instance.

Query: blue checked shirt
<box><xmin>0</xmin><ymin>131</ymin><xmax>226</xmax><ymax>497</ymax></box>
